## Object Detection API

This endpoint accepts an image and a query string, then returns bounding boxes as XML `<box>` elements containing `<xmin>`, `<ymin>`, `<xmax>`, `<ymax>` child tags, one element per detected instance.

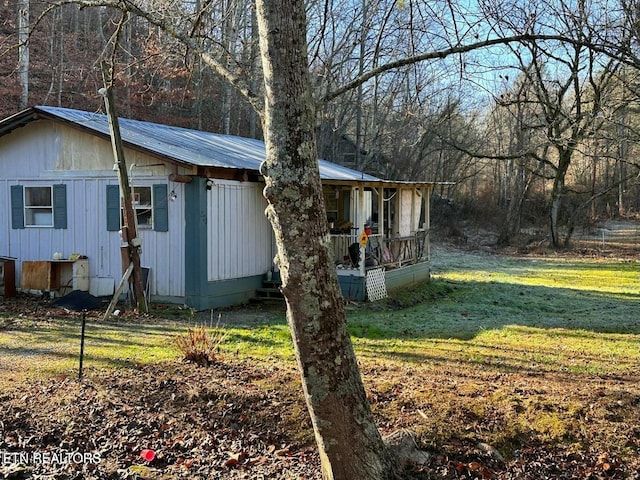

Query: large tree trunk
<box><xmin>550</xmin><ymin>149</ymin><xmax>572</xmax><ymax>248</ymax></box>
<box><xmin>550</xmin><ymin>178</ymin><xmax>563</xmax><ymax>248</ymax></box>
<box><xmin>254</xmin><ymin>0</ymin><xmax>399</xmax><ymax>478</ymax></box>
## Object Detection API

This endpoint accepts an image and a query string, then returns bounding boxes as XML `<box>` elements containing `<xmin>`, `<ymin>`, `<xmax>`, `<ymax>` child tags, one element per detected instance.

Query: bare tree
<box><xmin>471</xmin><ymin>0</ymin><xmax>637</xmax><ymax>246</ymax></box>
<box><xmin>484</xmin><ymin>69</ymin><xmax>549</xmax><ymax>244</ymax></box>
<box><xmin>17</xmin><ymin>0</ymin><xmax>29</xmax><ymax>108</ymax></box>
<box><xmin>256</xmin><ymin>3</ymin><xmax>401</xmax><ymax>475</ymax></box>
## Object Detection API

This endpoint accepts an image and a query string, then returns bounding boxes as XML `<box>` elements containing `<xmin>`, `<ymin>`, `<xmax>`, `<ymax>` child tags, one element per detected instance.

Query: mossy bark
<box><xmin>255</xmin><ymin>1</ymin><xmax>399</xmax><ymax>478</ymax></box>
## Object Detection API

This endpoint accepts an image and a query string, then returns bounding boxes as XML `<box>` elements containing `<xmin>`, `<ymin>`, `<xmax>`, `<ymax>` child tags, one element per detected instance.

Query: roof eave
<box><xmin>322</xmin><ymin>179</ymin><xmax>454</xmax><ymax>189</ymax></box>
<box><xmin>0</xmin><ymin>108</ymin><xmax>40</xmax><ymax>137</ymax></box>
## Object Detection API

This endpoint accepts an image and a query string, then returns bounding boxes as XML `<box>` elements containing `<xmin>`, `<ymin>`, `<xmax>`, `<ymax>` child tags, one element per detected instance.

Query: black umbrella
<box><xmin>53</xmin><ymin>290</ymin><xmax>102</xmax><ymax>311</ymax></box>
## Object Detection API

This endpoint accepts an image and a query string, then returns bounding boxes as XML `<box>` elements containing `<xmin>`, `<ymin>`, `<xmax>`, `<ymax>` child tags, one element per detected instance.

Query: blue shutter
<box><xmin>53</xmin><ymin>184</ymin><xmax>67</xmax><ymax>229</ymax></box>
<box><xmin>153</xmin><ymin>184</ymin><xmax>169</xmax><ymax>232</ymax></box>
<box><xmin>10</xmin><ymin>185</ymin><xmax>25</xmax><ymax>229</ymax></box>
<box><xmin>106</xmin><ymin>184</ymin><xmax>121</xmax><ymax>231</ymax></box>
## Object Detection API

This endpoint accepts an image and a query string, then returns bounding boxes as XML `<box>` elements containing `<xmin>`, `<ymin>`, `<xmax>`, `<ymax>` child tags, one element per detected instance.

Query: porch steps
<box><xmin>252</xmin><ymin>279</ymin><xmax>284</xmax><ymax>304</ymax></box>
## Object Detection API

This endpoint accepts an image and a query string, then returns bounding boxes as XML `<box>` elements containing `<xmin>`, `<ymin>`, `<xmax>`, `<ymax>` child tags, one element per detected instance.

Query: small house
<box><xmin>0</xmin><ymin>106</ymin><xmax>440</xmax><ymax>309</ymax></box>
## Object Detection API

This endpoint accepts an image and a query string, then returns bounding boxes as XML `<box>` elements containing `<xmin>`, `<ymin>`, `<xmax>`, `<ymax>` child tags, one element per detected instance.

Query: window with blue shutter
<box><xmin>10</xmin><ymin>185</ymin><xmax>25</xmax><ymax>229</ymax></box>
<box><xmin>106</xmin><ymin>184</ymin><xmax>168</xmax><ymax>232</ymax></box>
<box><xmin>53</xmin><ymin>184</ymin><xmax>67</xmax><ymax>229</ymax></box>
<box><xmin>153</xmin><ymin>184</ymin><xmax>168</xmax><ymax>232</ymax></box>
<box><xmin>11</xmin><ymin>184</ymin><xmax>66</xmax><ymax>229</ymax></box>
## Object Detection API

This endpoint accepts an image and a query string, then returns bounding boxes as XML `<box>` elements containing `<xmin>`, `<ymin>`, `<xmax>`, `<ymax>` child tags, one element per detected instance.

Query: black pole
<box><xmin>79</xmin><ymin>310</ymin><xmax>87</xmax><ymax>380</ymax></box>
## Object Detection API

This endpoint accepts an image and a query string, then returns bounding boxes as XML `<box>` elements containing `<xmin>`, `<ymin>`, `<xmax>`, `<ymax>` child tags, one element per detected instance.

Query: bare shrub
<box><xmin>174</xmin><ymin>322</ymin><xmax>227</xmax><ymax>366</ymax></box>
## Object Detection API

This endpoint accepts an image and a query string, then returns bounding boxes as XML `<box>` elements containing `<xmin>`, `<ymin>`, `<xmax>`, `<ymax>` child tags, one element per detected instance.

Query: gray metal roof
<box><xmin>32</xmin><ymin>106</ymin><xmax>382</xmax><ymax>182</ymax></box>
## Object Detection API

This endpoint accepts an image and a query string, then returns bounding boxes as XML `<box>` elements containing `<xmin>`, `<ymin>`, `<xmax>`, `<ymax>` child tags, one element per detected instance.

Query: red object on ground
<box><xmin>141</xmin><ymin>449</ymin><xmax>155</xmax><ymax>461</ymax></box>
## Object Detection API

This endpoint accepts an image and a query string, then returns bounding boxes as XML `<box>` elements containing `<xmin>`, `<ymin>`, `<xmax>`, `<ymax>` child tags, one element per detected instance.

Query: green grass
<box><xmin>1</xmin><ymin>248</ymin><xmax>639</xmax><ymax>379</ymax></box>
<box><xmin>0</xmin><ymin>317</ymin><xmax>186</xmax><ymax>382</ymax></box>
<box><xmin>221</xmin><ymin>323</ymin><xmax>295</xmax><ymax>360</ymax></box>
<box><xmin>431</xmin><ymin>247</ymin><xmax>640</xmax><ymax>293</ymax></box>
<box><xmin>346</xmin><ymin>249</ymin><xmax>640</xmax><ymax>375</ymax></box>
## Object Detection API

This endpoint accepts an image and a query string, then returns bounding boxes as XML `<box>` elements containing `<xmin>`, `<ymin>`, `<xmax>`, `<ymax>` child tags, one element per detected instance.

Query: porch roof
<box><xmin>0</xmin><ymin>106</ymin><xmax>442</xmax><ymax>186</ymax></box>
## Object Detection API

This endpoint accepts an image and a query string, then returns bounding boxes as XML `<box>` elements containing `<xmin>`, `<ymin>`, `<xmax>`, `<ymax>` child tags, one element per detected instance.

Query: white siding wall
<box><xmin>0</xmin><ymin>120</ymin><xmax>187</xmax><ymax>299</ymax></box>
<box><xmin>207</xmin><ymin>180</ymin><xmax>274</xmax><ymax>281</ymax></box>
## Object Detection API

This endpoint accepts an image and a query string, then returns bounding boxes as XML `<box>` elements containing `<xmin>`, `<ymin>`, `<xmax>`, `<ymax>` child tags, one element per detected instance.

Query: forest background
<box><xmin>2</xmin><ymin>0</ymin><xmax>640</xmax><ymax>247</ymax></box>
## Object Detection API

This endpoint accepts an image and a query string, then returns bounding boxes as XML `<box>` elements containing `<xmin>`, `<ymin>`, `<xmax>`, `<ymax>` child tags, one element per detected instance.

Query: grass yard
<box><xmin>348</xmin><ymin>247</ymin><xmax>640</xmax><ymax>374</ymax></box>
<box><xmin>349</xmin><ymin>247</ymin><xmax>640</xmax><ymax>476</ymax></box>
<box><xmin>0</xmin><ymin>315</ymin><xmax>186</xmax><ymax>384</ymax></box>
<box><xmin>0</xmin><ymin>245</ymin><xmax>639</xmax><ymax>479</ymax></box>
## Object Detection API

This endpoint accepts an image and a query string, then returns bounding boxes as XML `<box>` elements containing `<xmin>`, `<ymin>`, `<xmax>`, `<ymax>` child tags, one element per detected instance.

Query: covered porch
<box><xmin>323</xmin><ymin>179</ymin><xmax>439</xmax><ymax>301</ymax></box>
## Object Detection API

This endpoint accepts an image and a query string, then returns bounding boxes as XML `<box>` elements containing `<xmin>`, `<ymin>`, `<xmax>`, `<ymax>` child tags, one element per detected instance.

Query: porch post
<box><xmin>358</xmin><ymin>184</ymin><xmax>366</xmax><ymax>277</ymax></box>
<box><xmin>424</xmin><ymin>186</ymin><xmax>430</xmax><ymax>259</ymax></box>
<box><xmin>377</xmin><ymin>187</ymin><xmax>385</xmax><ymax>238</ymax></box>
<box><xmin>388</xmin><ymin>191</ymin><xmax>393</xmax><ymax>237</ymax></box>
<box><xmin>411</xmin><ymin>188</ymin><xmax>417</xmax><ymax>233</ymax></box>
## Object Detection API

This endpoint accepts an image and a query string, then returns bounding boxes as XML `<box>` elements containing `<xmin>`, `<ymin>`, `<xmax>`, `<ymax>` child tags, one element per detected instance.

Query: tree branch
<box><xmin>320</xmin><ymin>34</ymin><xmax>596</xmax><ymax>105</ymax></box>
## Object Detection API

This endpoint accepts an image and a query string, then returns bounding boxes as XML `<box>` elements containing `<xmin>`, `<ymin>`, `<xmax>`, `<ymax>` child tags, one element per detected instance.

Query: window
<box><xmin>25</xmin><ymin>186</ymin><xmax>53</xmax><ymax>226</ymax></box>
<box><xmin>11</xmin><ymin>184</ymin><xmax>67</xmax><ymax>229</ymax></box>
<box><xmin>342</xmin><ymin>153</ymin><xmax>356</xmax><ymax>166</ymax></box>
<box><xmin>129</xmin><ymin>186</ymin><xmax>153</xmax><ymax>228</ymax></box>
<box><xmin>106</xmin><ymin>184</ymin><xmax>168</xmax><ymax>232</ymax></box>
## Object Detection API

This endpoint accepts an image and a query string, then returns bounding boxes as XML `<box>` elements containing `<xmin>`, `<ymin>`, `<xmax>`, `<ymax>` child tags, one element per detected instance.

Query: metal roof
<box><xmin>26</xmin><ymin>106</ymin><xmax>383</xmax><ymax>182</ymax></box>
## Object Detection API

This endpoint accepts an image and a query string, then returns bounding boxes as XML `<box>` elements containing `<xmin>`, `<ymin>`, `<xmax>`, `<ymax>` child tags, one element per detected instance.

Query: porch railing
<box><xmin>330</xmin><ymin>232</ymin><xmax>360</xmax><ymax>266</ymax></box>
<box><xmin>330</xmin><ymin>230</ymin><xmax>428</xmax><ymax>270</ymax></box>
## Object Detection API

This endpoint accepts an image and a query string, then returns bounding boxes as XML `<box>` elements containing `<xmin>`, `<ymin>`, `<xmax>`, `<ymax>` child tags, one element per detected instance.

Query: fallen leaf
<box><xmin>468</xmin><ymin>461</ymin><xmax>481</xmax><ymax>471</ymax></box>
<box><xmin>225</xmin><ymin>451</ymin><xmax>246</xmax><ymax>467</ymax></box>
<box><xmin>453</xmin><ymin>461</ymin><xmax>466</xmax><ymax>472</ymax></box>
<box><xmin>275</xmin><ymin>447</ymin><xmax>290</xmax><ymax>457</ymax></box>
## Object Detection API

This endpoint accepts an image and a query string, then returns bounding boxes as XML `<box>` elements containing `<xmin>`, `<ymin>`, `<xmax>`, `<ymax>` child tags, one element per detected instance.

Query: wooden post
<box><xmin>377</xmin><ymin>187</ymin><xmax>384</xmax><ymax>238</ymax></box>
<box><xmin>100</xmin><ymin>62</ymin><xmax>148</xmax><ymax>313</ymax></box>
<box><xmin>410</xmin><ymin>188</ymin><xmax>417</xmax><ymax>233</ymax></box>
<box><xmin>103</xmin><ymin>262</ymin><xmax>134</xmax><ymax>320</ymax></box>
<box><xmin>78</xmin><ymin>310</ymin><xmax>87</xmax><ymax>380</ymax></box>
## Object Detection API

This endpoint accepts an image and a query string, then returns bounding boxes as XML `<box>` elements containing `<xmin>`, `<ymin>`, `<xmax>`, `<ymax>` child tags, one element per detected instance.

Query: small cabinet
<box><xmin>0</xmin><ymin>257</ymin><xmax>16</xmax><ymax>297</ymax></box>
<box><xmin>22</xmin><ymin>259</ymin><xmax>89</xmax><ymax>295</ymax></box>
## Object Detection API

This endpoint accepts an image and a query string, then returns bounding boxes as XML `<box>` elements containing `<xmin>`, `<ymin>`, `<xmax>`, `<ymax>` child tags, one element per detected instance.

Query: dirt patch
<box><xmin>0</xmin><ymin>357</ymin><xmax>638</xmax><ymax>479</ymax></box>
<box><xmin>0</xmin><ymin>359</ymin><xmax>318</xmax><ymax>480</ymax></box>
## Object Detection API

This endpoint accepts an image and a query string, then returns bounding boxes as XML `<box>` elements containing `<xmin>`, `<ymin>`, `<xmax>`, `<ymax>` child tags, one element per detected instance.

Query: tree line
<box><xmin>3</xmin><ymin>1</ymin><xmax>640</xmax><ymax>247</ymax></box>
